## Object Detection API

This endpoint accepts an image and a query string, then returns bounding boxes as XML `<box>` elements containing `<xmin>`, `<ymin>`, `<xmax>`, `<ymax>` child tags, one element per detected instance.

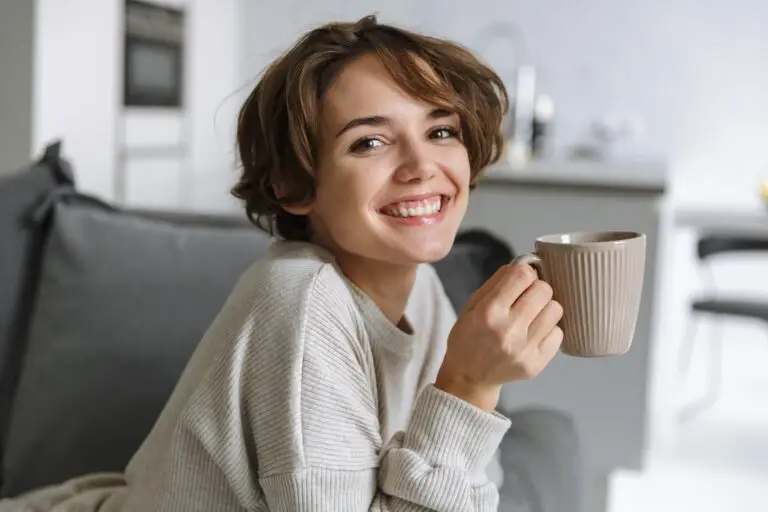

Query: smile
<box><xmin>380</xmin><ymin>195</ymin><xmax>446</xmax><ymax>218</ymax></box>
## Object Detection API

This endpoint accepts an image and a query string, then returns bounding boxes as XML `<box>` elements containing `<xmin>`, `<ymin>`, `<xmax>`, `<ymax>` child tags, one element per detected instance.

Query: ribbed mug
<box><xmin>513</xmin><ymin>231</ymin><xmax>646</xmax><ymax>357</ymax></box>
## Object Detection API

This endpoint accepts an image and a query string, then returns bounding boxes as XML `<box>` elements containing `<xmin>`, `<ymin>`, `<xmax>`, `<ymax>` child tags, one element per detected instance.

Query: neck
<box><xmin>335</xmin><ymin>252</ymin><xmax>418</xmax><ymax>325</ymax></box>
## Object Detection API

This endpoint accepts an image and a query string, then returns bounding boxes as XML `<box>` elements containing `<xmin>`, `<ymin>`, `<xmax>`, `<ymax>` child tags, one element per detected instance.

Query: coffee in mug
<box><xmin>512</xmin><ymin>231</ymin><xmax>646</xmax><ymax>357</ymax></box>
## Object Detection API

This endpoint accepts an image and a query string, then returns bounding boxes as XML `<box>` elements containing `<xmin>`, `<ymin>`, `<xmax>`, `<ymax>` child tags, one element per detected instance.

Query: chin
<box><xmin>392</xmin><ymin>238</ymin><xmax>456</xmax><ymax>265</ymax></box>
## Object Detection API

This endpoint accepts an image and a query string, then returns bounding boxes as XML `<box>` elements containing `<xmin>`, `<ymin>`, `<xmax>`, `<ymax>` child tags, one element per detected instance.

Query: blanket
<box><xmin>0</xmin><ymin>473</ymin><xmax>126</xmax><ymax>512</ymax></box>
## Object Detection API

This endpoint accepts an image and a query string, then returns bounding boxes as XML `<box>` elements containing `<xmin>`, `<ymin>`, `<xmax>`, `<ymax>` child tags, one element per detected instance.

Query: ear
<box><xmin>282</xmin><ymin>203</ymin><xmax>313</xmax><ymax>215</ymax></box>
<box><xmin>273</xmin><ymin>183</ymin><xmax>313</xmax><ymax>215</ymax></box>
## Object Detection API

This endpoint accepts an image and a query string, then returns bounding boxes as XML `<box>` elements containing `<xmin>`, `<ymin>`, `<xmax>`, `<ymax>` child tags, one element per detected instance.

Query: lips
<box><xmin>380</xmin><ymin>195</ymin><xmax>444</xmax><ymax>218</ymax></box>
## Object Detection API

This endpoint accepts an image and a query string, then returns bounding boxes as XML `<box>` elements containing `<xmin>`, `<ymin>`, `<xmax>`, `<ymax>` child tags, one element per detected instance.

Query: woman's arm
<box><xmin>251</xmin><ymin>274</ymin><xmax>510</xmax><ymax>511</ymax></box>
<box><xmin>260</xmin><ymin>383</ymin><xmax>509</xmax><ymax>511</ymax></box>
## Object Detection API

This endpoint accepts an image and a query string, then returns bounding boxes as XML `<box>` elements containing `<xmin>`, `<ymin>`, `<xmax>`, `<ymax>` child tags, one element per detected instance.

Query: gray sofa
<box><xmin>0</xmin><ymin>143</ymin><xmax>581</xmax><ymax>511</ymax></box>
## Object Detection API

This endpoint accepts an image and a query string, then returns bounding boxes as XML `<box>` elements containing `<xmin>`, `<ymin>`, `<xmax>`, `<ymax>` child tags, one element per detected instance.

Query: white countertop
<box><xmin>674</xmin><ymin>203</ymin><xmax>768</xmax><ymax>234</ymax></box>
<box><xmin>481</xmin><ymin>159</ymin><xmax>669</xmax><ymax>193</ymax></box>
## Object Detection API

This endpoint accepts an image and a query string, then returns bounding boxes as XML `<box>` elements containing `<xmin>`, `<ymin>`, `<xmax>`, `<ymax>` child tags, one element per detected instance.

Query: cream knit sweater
<box><xmin>3</xmin><ymin>241</ymin><xmax>510</xmax><ymax>511</ymax></box>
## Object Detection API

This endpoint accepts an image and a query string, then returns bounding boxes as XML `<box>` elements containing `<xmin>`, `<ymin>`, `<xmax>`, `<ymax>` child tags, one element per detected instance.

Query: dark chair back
<box><xmin>432</xmin><ymin>229</ymin><xmax>514</xmax><ymax>312</ymax></box>
<box><xmin>697</xmin><ymin>235</ymin><xmax>768</xmax><ymax>260</ymax></box>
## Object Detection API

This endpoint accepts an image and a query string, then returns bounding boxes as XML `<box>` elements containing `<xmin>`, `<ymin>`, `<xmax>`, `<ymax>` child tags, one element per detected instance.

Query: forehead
<box><xmin>321</xmin><ymin>54</ymin><xmax>440</xmax><ymax>125</ymax></box>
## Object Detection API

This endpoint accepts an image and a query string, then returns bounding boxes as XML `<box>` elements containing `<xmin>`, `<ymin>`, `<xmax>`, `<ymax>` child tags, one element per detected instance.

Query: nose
<box><xmin>393</xmin><ymin>138</ymin><xmax>437</xmax><ymax>184</ymax></box>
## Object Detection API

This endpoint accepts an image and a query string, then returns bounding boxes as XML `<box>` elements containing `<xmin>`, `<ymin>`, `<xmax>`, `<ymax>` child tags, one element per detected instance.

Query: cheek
<box><xmin>313</xmin><ymin>171</ymin><xmax>373</xmax><ymax>222</ymax></box>
<box><xmin>459</xmin><ymin>165</ymin><xmax>472</xmax><ymax>188</ymax></box>
<box><xmin>445</xmin><ymin>150</ymin><xmax>472</xmax><ymax>189</ymax></box>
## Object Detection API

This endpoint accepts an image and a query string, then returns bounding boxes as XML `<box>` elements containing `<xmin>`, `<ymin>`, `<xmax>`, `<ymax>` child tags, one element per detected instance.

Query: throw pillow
<box><xmin>1</xmin><ymin>195</ymin><xmax>271</xmax><ymax>497</ymax></box>
<box><xmin>0</xmin><ymin>142</ymin><xmax>73</xmax><ymax>477</ymax></box>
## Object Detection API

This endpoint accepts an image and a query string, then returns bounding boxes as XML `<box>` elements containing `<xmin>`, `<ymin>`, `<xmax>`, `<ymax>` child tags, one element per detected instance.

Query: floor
<box><xmin>608</xmin><ymin>327</ymin><xmax>768</xmax><ymax>512</ymax></box>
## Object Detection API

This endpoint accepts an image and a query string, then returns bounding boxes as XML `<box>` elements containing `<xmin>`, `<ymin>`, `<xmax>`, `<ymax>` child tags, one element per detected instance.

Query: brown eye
<box><xmin>430</xmin><ymin>127</ymin><xmax>459</xmax><ymax>140</ymax></box>
<box><xmin>350</xmin><ymin>137</ymin><xmax>384</xmax><ymax>153</ymax></box>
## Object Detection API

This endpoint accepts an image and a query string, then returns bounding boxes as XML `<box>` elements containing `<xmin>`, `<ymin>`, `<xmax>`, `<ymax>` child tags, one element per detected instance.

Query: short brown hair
<box><xmin>232</xmin><ymin>14</ymin><xmax>508</xmax><ymax>241</ymax></box>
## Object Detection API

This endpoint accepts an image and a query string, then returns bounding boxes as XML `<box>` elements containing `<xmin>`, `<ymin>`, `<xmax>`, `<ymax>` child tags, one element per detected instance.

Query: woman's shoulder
<box><xmin>226</xmin><ymin>240</ymin><xmax>360</xmax><ymax>331</ymax></box>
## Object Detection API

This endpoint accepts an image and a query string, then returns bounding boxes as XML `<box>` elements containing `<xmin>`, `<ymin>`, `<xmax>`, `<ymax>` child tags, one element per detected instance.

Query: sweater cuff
<box><xmin>403</xmin><ymin>385</ymin><xmax>511</xmax><ymax>473</ymax></box>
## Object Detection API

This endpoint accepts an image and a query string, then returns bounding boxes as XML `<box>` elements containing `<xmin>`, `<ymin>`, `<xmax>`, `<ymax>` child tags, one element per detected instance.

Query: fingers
<box><xmin>527</xmin><ymin>300</ymin><xmax>563</xmax><ymax>345</ymax></box>
<box><xmin>461</xmin><ymin>270</ymin><xmax>501</xmax><ymax>312</ymax></box>
<box><xmin>513</xmin><ymin>325</ymin><xmax>563</xmax><ymax>380</ymax></box>
<box><xmin>483</xmin><ymin>263</ymin><xmax>538</xmax><ymax>309</ymax></box>
<box><xmin>538</xmin><ymin>326</ymin><xmax>563</xmax><ymax>364</ymax></box>
<box><xmin>465</xmin><ymin>262</ymin><xmax>537</xmax><ymax>312</ymax></box>
<box><xmin>463</xmin><ymin>262</ymin><xmax>518</xmax><ymax>311</ymax></box>
<box><xmin>509</xmin><ymin>279</ymin><xmax>553</xmax><ymax>328</ymax></box>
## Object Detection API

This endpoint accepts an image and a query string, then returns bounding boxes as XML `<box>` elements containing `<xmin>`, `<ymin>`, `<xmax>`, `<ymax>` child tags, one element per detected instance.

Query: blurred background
<box><xmin>2</xmin><ymin>1</ymin><xmax>768</xmax><ymax>511</ymax></box>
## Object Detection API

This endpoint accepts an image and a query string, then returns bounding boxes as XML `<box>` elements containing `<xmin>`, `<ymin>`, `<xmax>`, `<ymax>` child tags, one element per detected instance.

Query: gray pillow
<box><xmin>0</xmin><ymin>142</ymin><xmax>73</xmax><ymax>471</ymax></box>
<box><xmin>1</xmin><ymin>198</ymin><xmax>271</xmax><ymax>497</ymax></box>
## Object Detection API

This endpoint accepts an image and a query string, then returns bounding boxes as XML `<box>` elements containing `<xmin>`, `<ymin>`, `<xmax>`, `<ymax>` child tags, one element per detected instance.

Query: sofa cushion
<box><xmin>1</xmin><ymin>195</ymin><xmax>272</xmax><ymax>497</ymax></box>
<box><xmin>0</xmin><ymin>142</ymin><xmax>74</xmax><ymax>475</ymax></box>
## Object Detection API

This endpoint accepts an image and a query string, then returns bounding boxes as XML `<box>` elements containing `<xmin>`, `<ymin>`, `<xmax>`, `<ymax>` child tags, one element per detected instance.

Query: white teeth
<box><xmin>386</xmin><ymin>197</ymin><xmax>443</xmax><ymax>217</ymax></box>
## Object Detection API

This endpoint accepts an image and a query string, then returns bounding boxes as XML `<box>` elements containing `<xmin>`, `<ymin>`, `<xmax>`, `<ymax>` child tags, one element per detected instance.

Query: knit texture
<box><xmin>2</xmin><ymin>241</ymin><xmax>510</xmax><ymax>511</ymax></box>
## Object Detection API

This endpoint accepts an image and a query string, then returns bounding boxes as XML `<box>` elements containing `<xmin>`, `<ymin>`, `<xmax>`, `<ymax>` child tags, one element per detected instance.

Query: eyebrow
<box><xmin>335</xmin><ymin>108</ymin><xmax>456</xmax><ymax>139</ymax></box>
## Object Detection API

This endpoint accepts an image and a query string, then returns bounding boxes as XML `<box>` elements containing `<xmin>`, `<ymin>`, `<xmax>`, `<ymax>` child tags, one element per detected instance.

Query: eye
<box><xmin>350</xmin><ymin>137</ymin><xmax>384</xmax><ymax>153</ymax></box>
<box><xmin>430</xmin><ymin>126</ymin><xmax>460</xmax><ymax>140</ymax></box>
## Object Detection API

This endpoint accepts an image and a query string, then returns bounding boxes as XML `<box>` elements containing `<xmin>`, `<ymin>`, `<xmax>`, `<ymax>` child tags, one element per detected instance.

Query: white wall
<box><xmin>238</xmin><ymin>1</ymin><xmax>424</xmax><ymax>87</ymax></box>
<box><xmin>0</xmin><ymin>0</ymin><xmax>35</xmax><ymax>175</ymax></box>
<box><xmin>33</xmin><ymin>0</ymin><xmax>121</xmax><ymax>199</ymax></box>
<box><xmin>185</xmin><ymin>0</ymin><xmax>242</xmax><ymax>212</ymax></box>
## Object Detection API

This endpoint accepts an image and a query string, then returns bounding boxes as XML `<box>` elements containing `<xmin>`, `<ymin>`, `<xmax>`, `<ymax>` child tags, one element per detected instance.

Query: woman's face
<box><xmin>294</xmin><ymin>54</ymin><xmax>471</xmax><ymax>268</ymax></box>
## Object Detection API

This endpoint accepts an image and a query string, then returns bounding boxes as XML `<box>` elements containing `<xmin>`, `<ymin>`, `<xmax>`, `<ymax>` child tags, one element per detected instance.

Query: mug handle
<box><xmin>511</xmin><ymin>252</ymin><xmax>543</xmax><ymax>275</ymax></box>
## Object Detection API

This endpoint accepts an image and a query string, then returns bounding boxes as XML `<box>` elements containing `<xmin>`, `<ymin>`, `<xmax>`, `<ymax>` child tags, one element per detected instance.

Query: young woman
<box><xmin>2</xmin><ymin>14</ymin><xmax>562</xmax><ymax>512</ymax></box>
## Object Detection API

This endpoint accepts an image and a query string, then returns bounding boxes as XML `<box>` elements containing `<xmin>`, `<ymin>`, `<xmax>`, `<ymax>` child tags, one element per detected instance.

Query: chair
<box><xmin>677</xmin><ymin>233</ymin><xmax>768</xmax><ymax>422</ymax></box>
<box><xmin>432</xmin><ymin>229</ymin><xmax>514</xmax><ymax>312</ymax></box>
<box><xmin>498</xmin><ymin>409</ymin><xmax>583</xmax><ymax>512</ymax></box>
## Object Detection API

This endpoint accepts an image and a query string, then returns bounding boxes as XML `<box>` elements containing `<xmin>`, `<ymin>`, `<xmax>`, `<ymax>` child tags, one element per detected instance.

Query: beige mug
<box><xmin>512</xmin><ymin>231</ymin><xmax>647</xmax><ymax>357</ymax></box>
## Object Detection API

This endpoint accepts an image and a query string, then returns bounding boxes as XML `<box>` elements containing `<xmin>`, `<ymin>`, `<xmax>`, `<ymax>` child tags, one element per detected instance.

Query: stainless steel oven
<box><xmin>123</xmin><ymin>0</ymin><xmax>185</xmax><ymax>108</ymax></box>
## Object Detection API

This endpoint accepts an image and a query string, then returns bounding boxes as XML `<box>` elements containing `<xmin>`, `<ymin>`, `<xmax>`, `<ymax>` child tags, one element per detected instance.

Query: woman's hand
<box><xmin>435</xmin><ymin>263</ymin><xmax>563</xmax><ymax>411</ymax></box>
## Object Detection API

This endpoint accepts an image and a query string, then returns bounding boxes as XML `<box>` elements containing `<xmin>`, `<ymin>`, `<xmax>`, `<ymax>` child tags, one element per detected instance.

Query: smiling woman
<box><xmin>2</xmin><ymin>14</ymin><xmax>567</xmax><ymax>512</ymax></box>
<box><xmin>230</xmin><ymin>16</ymin><xmax>509</xmax><ymax>324</ymax></box>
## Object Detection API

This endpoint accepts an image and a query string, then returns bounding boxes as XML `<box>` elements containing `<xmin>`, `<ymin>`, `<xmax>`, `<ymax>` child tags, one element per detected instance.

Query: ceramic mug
<box><xmin>512</xmin><ymin>231</ymin><xmax>646</xmax><ymax>357</ymax></box>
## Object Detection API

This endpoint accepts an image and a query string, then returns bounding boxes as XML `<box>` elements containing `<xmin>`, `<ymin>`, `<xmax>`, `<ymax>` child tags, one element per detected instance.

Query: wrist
<box><xmin>434</xmin><ymin>372</ymin><xmax>501</xmax><ymax>413</ymax></box>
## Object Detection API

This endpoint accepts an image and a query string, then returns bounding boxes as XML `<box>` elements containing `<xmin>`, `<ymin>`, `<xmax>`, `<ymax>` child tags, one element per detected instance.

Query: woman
<box><xmin>2</xmin><ymin>14</ymin><xmax>562</xmax><ymax>512</ymax></box>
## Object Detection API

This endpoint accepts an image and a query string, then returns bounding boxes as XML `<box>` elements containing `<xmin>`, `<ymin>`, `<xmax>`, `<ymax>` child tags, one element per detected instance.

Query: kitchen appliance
<box><xmin>123</xmin><ymin>0</ymin><xmax>185</xmax><ymax>108</ymax></box>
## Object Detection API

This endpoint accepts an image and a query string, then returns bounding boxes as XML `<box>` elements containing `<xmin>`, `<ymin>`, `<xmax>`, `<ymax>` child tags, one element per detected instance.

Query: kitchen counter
<box><xmin>674</xmin><ymin>204</ymin><xmax>768</xmax><ymax>234</ymax></box>
<box><xmin>482</xmin><ymin>159</ymin><xmax>669</xmax><ymax>195</ymax></box>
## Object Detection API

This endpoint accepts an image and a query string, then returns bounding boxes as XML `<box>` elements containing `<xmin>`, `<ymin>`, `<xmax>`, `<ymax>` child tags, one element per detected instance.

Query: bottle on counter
<box><xmin>507</xmin><ymin>66</ymin><xmax>537</xmax><ymax>168</ymax></box>
<box><xmin>506</xmin><ymin>67</ymin><xmax>556</xmax><ymax>166</ymax></box>
<box><xmin>531</xmin><ymin>94</ymin><xmax>555</xmax><ymax>159</ymax></box>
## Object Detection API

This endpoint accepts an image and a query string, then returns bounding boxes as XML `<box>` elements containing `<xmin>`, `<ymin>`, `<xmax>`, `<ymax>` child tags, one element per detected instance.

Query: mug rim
<box><xmin>535</xmin><ymin>230</ymin><xmax>645</xmax><ymax>247</ymax></box>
